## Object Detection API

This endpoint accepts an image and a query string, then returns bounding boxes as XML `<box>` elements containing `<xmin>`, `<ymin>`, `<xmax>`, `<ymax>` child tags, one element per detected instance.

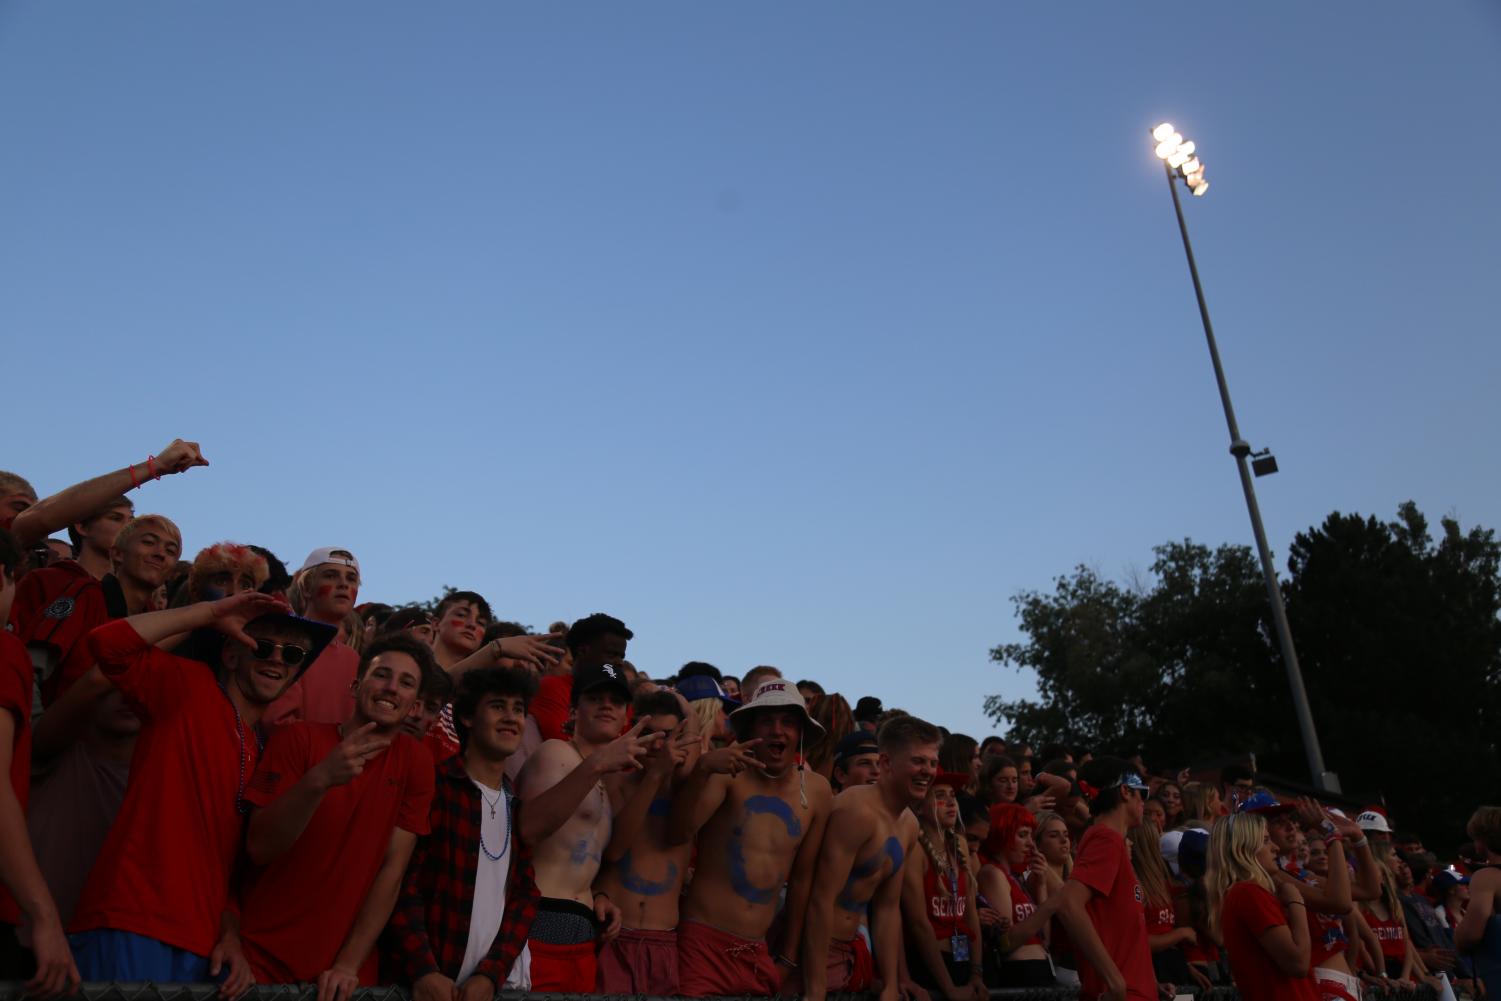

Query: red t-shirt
<box><xmin>1220</xmin><ymin>881</ymin><xmax>1319</xmax><ymax>1001</ymax></box>
<box><xmin>263</xmin><ymin>641</ymin><xmax>360</xmax><ymax>727</ymax></box>
<box><xmin>11</xmin><ymin>562</ymin><xmax>125</xmax><ymax>706</ymax></box>
<box><xmin>0</xmin><ymin>632</ymin><xmax>35</xmax><ymax>925</ymax></box>
<box><xmin>1070</xmin><ymin>824</ymin><xmax>1157</xmax><ymax>1001</ymax></box>
<box><xmin>1145</xmin><ymin>897</ymin><xmax>1176</xmax><ymax>938</ymax></box>
<box><xmin>529</xmin><ymin>674</ymin><xmax>573</xmax><ymax>742</ymax></box>
<box><xmin>237</xmin><ymin>722</ymin><xmax>434</xmax><ymax>984</ymax></box>
<box><xmin>70</xmin><ymin>620</ymin><xmax>259</xmax><ymax>956</ymax></box>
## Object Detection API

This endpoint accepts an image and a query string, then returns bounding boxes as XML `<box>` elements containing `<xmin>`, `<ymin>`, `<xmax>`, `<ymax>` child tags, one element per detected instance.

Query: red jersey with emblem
<box><xmin>0</xmin><ymin>632</ymin><xmax>35</xmax><ymax>925</ymax></box>
<box><xmin>237</xmin><ymin>722</ymin><xmax>434</xmax><ymax>984</ymax></box>
<box><xmin>70</xmin><ymin>621</ymin><xmax>259</xmax><ymax>956</ymax></box>
<box><xmin>1361</xmin><ymin>903</ymin><xmax>1406</xmax><ymax>960</ymax></box>
<box><xmin>1221</xmin><ymin>882</ymin><xmax>1319</xmax><ymax>1001</ymax></box>
<box><xmin>1070</xmin><ymin>824</ymin><xmax>1157</xmax><ymax>1001</ymax></box>
<box><xmin>921</xmin><ymin>853</ymin><xmax>969</xmax><ymax>941</ymax></box>
<box><xmin>1003</xmin><ymin>869</ymin><xmax>1043</xmax><ymax>946</ymax></box>
<box><xmin>11</xmin><ymin>562</ymin><xmax>125</xmax><ymax>705</ymax></box>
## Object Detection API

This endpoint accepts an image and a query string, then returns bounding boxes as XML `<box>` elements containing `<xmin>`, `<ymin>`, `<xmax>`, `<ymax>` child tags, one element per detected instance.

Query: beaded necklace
<box><xmin>479</xmin><ymin>787</ymin><xmax>512</xmax><ymax>861</ymax></box>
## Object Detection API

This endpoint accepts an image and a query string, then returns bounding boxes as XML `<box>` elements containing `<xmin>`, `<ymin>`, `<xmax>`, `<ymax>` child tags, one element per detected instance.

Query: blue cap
<box><xmin>1239</xmin><ymin>791</ymin><xmax>1297</xmax><ymax>816</ymax></box>
<box><xmin>1432</xmin><ymin>866</ymin><xmax>1470</xmax><ymax>892</ymax></box>
<box><xmin>675</xmin><ymin>674</ymin><xmax>738</xmax><ymax>707</ymax></box>
<box><xmin>1178</xmin><ymin>828</ymin><xmax>1210</xmax><ymax>878</ymax></box>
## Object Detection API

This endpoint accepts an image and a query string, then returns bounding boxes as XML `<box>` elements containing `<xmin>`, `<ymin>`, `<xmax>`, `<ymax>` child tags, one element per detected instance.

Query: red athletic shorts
<box><xmin>829</xmin><ymin>934</ymin><xmax>874</xmax><ymax>992</ymax></box>
<box><xmin>596</xmin><ymin>927</ymin><xmax>679</xmax><ymax>995</ymax></box>
<box><xmin>677</xmin><ymin>919</ymin><xmax>780</xmax><ymax>997</ymax></box>
<box><xmin>527</xmin><ymin>939</ymin><xmax>596</xmax><ymax>993</ymax></box>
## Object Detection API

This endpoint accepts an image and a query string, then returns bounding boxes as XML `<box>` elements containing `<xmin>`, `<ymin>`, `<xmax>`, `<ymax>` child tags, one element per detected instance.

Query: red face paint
<box><xmin>317</xmin><ymin>585</ymin><xmax>333</xmax><ymax>597</ymax></box>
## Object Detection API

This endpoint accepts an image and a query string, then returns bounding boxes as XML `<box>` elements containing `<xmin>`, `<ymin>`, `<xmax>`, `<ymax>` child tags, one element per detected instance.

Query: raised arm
<box><xmin>664</xmin><ymin>738</ymin><xmax>759</xmax><ymax>846</ymax></box>
<box><xmin>1258</xmin><ymin>881</ymin><xmax>1313</xmax><ymax>976</ymax></box>
<box><xmin>116</xmin><ymin>591</ymin><xmax>284</xmax><ymax>649</ymax></box>
<box><xmin>518</xmin><ymin>723</ymin><xmax>655</xmax><ymax>846</ymax></box>
<box><xmin>603</xmin><ymin>723</ymin><xmax>679</xmax><ymax>863</ymax></box>
<box><xmin>10</xmin><ymin>439</ymin><xmax>208</xmax><ymax>547</ymax></box>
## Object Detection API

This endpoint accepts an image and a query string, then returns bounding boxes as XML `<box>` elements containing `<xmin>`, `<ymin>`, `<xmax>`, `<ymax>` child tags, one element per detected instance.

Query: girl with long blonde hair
<box><xmin>1206</xmin><ymin>814</ymin><xmax>1317</xmax><ymax>1001</ymax></box>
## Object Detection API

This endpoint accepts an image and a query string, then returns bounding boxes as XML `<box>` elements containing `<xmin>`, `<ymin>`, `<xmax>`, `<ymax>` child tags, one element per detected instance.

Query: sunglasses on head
<box><xmin>252</xmin><ymin>639</ymin><xmax>310</xmax><ymax>668</ymax></box>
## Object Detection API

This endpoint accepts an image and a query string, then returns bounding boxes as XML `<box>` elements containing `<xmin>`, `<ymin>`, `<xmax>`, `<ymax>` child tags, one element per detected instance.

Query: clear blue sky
<box><xmin>4</xmin><ymin>2</ymin><xmax>1498</xmax><ymax>742</ymax></box>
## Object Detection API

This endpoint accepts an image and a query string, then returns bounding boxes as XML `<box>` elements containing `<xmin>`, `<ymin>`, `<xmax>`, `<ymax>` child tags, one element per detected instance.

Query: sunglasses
<box><xmin>252</xmin><ymin>639</ymin><xmax>310</xmax><ymax>668</ymax></box>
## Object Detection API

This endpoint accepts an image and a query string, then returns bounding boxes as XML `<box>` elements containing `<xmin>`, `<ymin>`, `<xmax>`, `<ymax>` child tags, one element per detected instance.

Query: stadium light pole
<box><xmin>1150</xmin><ymin>123</ymin><xmax>1336</xmax><ymax>793</ymax></box>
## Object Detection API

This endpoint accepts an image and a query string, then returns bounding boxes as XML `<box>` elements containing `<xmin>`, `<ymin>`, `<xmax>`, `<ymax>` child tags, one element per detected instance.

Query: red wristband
<box><xmin>147</xmin><ymin>455</ymin><xmax>159</xmax><ymax>480</ymax></box>
<box><xmin>128</xmin><ymin>463</ymin><xmax>140</xmax><ymax>490</ymax></box>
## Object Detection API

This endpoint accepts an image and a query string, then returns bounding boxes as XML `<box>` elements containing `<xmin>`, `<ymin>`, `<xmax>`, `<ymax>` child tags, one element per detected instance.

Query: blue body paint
<box><xmin>835</xmin><ymin>836</ymin><xmax>906</xmax><ymax>912</ymax></box>
<box><xmin>618</xmin><ymin>849</ymin><xmax>680</xmax><ymax>897</ymax></box>
<box><xmin>568</xmin><ymin>837</ymin><xmax>601</xmax><ymax>865</ymax></box>
<box><xmin>728</xmin><ymin>796</ymin><xmax>802</xmax><ymax>905</ymax></box>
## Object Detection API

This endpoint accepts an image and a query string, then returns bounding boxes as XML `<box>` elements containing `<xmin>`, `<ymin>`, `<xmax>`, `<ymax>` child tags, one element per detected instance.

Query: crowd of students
<box><xmin>1</xmin><ymin>443</ymin><xmax>1499</xmax><ymax>1001</ymax></box>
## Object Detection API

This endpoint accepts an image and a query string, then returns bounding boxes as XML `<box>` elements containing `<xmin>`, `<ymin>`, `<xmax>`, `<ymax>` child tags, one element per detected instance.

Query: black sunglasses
<box><xmin>253</xmin><ymin>639</ymin><xmax>309</xmax><ymax>668</ymax></box>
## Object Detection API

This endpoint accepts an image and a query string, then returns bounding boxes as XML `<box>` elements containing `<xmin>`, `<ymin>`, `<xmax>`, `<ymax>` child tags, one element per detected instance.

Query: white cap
<box><xmin>1160</xmin><ymin>830</ymin><xmax>1185</xmax><ymax>878</ymax></box>
<box><xmin>1356</xmin><ymin>810</ymin><xmax>1392</xmax><ymax>834</ymax></box>
<box><xmin>299</xmin><ymin>547</ymin><xmax>360</xmax><ymax>575</ymax></box>
<box><xmin>728</xmin><ymin>679</ymin><xmax>825</xmax><ymax>736</ymax></box>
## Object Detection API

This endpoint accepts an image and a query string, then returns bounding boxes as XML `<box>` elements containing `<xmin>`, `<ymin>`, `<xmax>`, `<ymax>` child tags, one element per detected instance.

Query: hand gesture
<box><xmin>593</xmin><ymin>718</ymin><xmax>663</xmax><ymax>774</ymax></box>
<box><xmin>23</xmin><ymin>915</ymin><xmax>80</xmax><ymax>999</ymax></box>
<box><xmin>898</xmin><ymin>979</ymin><xmax>930</xmax><ymax>1001</ymax></box>
<box><xmin>699</xmin><ymin>737</ymin><xmax>764</xmax><ymax>776</ymax></box>
<box><xmin>1023</xmin><ymin>793</ymin><xmax>1056</xmax><ymax>814</ymax></box>
<box><xmin>210</xmin><ymin>591</ymin><xmax>288</xmax><ymax>648</ymax></box>
<box><xmin>209</xmin><ymin>931</ymin><xmax>255</xmax><ymax>1001</ymax></box>
<box><xmin>594</xmin><ymin>893</ymin><xmax>623</xmax><ymax>941</ymax></box>
<box><xmin>1101</xmin><ymin>968</ymin><xmax>1129</xmax><ymax>1001</ymax></box>
<box><xmin>315</xmin><ymin>964</ymin><xmax>360</xmax><ymax>1001</ymax></box>
<box><xmin>1293</xmin><ymin>796</ymin><xmax>1330</xmax><ymax>830</ymax></box>
<box><xmin>1328</xmin><ymin>810</ymin><xmax>1364</xmax><ymax>842</ymax></box>
<box><xmin>491</xmin><ymin>634</ymin><xmax>564</xmax><ymax>671</ymax></box>
<box><xmin>412</xmin><ymin>972</ymin><xmax>458</xmax><ymax>1001</ymax></box>
<box><xmin>156</xmin><ymin>438</ymin><xmax>210</xmax><ymax>475</ymax></box>
<box><xmin>313</xmin><ymin>722</ymin><xmax>392</xmax><ymax>789</ymax></box>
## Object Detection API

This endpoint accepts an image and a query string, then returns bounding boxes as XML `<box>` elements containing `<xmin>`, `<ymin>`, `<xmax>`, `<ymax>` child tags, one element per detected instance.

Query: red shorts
<box><xmin>527</xmin><ymin>939</ymin><xmax>596</xmax><ymax>993</ymax></box>
<box><xmin>677</xmin><ymin>919</ymin><xmax>780</xmax><ymax>997</ymax></box>
<box><xmin>596</xmin><ymin>927</ymin><xmax>679</xmax><ymax>995</ymax></box>
<box><xmin>829</xmin><ymin>934</ymin><xmax>874</xmax><ymax>992</ymax></box>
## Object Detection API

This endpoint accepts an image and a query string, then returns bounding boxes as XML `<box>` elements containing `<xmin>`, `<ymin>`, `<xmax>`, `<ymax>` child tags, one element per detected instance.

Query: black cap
<box><xmin>572</xmin><ymin>661</ymin><xmax>631</xmax><ymax>705</ymax></box>
<box><xmin>834</xmin><ymin>730</ymin><xmax>880</xmax><ymax>766</ymax></box>
<box><xmin>853</xmin><ymin>696</ymin><xmax>884</xmax><ymax>723</ymax></box>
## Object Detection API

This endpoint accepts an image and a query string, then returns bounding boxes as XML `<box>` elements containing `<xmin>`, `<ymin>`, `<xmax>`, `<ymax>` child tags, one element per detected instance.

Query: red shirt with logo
<box><xmin>0</xmin><ymin>632</ymin><xmax>35</xmax><ymax>925</ymax></box>
<box><xmin>69</xmin><ymin>620</ymin><xmax>258</xmax><ymax>956</ymax></box>
<box><xmin>11</xmin><ymin>562</ymin><xmax>127</xmax><ymax>706</ymax></box>
<box><xmin>1362</xmin><ymin>904</ymin><xmax>1407</xmax><ymax>960</ymax></box>
<box><xmin>921</xmin><ymin>854</ymin><xmax>969</xmax><ymax>942</ymax></box>
<box><xmin>237</xmin><ymin>723</ymin><xmax>434</xmax><ymax>984</ymax></box>
<box><xmin>1221</xmin><ymin>881</ymin><xmax>1319</xmax><ymax>1001</ymax></box>
<box><xmin>1070</xmin><ymin>824</ymin><xmax>1156</xmax><ymax>1000</ymax></box>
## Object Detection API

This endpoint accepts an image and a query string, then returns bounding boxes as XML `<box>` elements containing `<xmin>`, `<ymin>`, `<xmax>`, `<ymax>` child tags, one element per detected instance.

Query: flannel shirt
<box><xmin>383</xmin><ymin>755</ymin><xmax>539</xmax><ymax>985</ymax></box>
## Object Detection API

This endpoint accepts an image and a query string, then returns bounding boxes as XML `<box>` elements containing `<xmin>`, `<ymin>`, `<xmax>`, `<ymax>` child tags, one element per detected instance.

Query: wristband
<box><xmin>1351</xmin><ymin>836</ymin><xmax>1369</xmax><ymax>848</ymax></box>
<box><xmin>128</xmin><ymin>463</ymin><xmax>141</xmax><ymax>490</ymax></box>
<box><xmin>147</xmin><ymin>455</ymin><xmax>160</xmax><ymax>480</ymax></box>
<box><xmin>593</xmin><ymin>890</ymin><xmax>610</xmax><ymax>900</ymax></box>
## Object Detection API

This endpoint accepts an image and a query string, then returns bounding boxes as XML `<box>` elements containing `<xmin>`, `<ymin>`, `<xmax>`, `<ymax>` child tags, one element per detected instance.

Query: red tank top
<box><xmin>922</xmin><ymin>855</ymin><xmax>968</xmax><ymax>941</ymax></box>
<box><xmin>1362</xmin><ymin>905</ymin><xmax>1406</xmax><ymax>960</ymax></box>
<box><xmin>1004</xmin><ymin>870</ymin><xmax>1043</xmax><ymax>947</ymax></box>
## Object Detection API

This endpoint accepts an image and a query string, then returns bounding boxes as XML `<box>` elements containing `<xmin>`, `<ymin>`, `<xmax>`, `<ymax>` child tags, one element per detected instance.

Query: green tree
<box><xmin>989</xmin><ymin>503</ymin><xmax>1501</xmax><ymax>845</ymax></box>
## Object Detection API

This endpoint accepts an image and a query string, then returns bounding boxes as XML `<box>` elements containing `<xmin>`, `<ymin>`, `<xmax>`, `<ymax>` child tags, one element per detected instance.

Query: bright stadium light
<box><xmin>1146</xmin><ymin>123</ymin><xmax>1335</xmax><ymax>793</ymax></box>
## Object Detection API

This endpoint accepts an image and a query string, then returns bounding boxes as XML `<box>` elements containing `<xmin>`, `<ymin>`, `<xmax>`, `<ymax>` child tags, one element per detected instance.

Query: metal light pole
<box><xmin>1150</xmin><ymin>124</ymin><xmax>1337</xmax><ymax>793</ymax></box>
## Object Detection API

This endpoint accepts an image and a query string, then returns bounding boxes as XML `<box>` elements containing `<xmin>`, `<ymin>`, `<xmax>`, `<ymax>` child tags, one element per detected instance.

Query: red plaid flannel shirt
<box><xmin>383</xmin><ymin>755</ymin><xmax>538</xmax><ymax>985</ymax></box>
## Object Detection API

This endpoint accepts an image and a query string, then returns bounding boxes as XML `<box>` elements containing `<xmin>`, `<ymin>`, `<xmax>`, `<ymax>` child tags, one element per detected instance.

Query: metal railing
<box><xmin>0</xmin><ymin>983</ymin><xmax>1452</xmax><ymax>1001</ymax></box>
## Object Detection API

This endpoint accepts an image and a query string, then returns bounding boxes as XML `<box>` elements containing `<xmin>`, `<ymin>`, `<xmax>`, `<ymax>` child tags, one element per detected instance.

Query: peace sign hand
<box><xmin>699</xmin><ymin>738</ymin><xmax>763</xmax><ymax>776</ymax></box>
<box><xmin>313</xmin><ymin>722</ymin><xmax>392</xmax><ymax>789</ymax></box>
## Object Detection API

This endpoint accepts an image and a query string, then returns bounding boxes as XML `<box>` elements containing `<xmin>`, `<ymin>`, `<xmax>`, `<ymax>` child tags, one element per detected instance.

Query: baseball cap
<box><xmin>833</xmin><ymin>730</ymin><xmax>880</xmax><ymax>766</ymax></box>
<box><xmin>1239</xmin><ymin>791</ymin><xmax>1298</xmax><ymax>816</ymax></box>
<box><xmin>729</xmin><ymin>679</ymin><xmax>825</xmax><ymax>738</ymax></box>
<box><xmin>675</xmin><ymin>674</ymin><xmax>738</xmax><ymax>708</ymax></box>
<box><xmin>299</xmin><ymin>547</ymin><xmax>360</xmax><ymax>575</ymax></box>
<box><xmin>1356</xmin><ymin>810</ymin><xmax>1393</xmax><ymax>834</ymax></box>
<box><xmin>853</xmin><ymin>696</ymin><xmax>884</xmax><ymax>723</ymax></box>
<box><xmin>571</xmin><ymin>661</ymin><xmax>631</xmax><ymax>705</ymax></box>
<box><xmin>1178</xmin><ymin>828</ymin><xmax>1210</xmax><ymax>879</ymax></box>
<box><xmin>1160</xmin><ymin>830</ymin><xmax>1186</xmax><ymax>878</ymax></box>
<box><xmin>1431</xmin><ymin>866</ymin><xmax>1471</xmax><ymax>893</ymax></box>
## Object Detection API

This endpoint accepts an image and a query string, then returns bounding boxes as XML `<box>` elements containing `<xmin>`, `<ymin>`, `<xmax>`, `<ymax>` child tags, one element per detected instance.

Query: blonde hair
<box><xmin>689</xmin><ymin>698</ymin><xmax>721</xmax><ymax>742</ymax></box>
<box><xmin>340</xmin><ymin>610</ymin><xmax>367</xmax><ymax>655</ymax></box>
<box><xmin>1180</xmin><ymin>781</ymin><xmax>1217</xmax><ymax>826</ymax></box>
<box><xmin>113</xmin><ymin>514</ymin><xmax>182</xmax><ymax>558</ymax></box>
<box><xmin>1206</xmin><ymin>813</ymin><xmax>1275</xmax><ymax>941</ymax></box>
<box><xmin>1128</xmin><ymin>820</ymin><xmax>1174</xmax><ymax>910</ymax></box>
<box><xmin>1468</xmin><ymin>806</ymin><xmax>1501</xmax><ymax>855</ymax></box>
<box><xmin>1034</xmin><ymin>810</ymin><xmax>1073</xmax><ymax>880</ymax></box>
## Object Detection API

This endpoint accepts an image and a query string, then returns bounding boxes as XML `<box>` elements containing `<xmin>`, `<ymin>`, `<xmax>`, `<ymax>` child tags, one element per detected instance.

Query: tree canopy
<box><xmin>988</xmin><ymin>502</ymin><xmax>1501</xmax><ymax>844</ymax></box>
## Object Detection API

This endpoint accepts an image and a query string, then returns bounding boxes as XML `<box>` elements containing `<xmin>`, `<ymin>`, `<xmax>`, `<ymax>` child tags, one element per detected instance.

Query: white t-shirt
<box><xmin>458</xmin><ymin>779</ymin><xmax>530</xmax><ymax>989</ymax></box>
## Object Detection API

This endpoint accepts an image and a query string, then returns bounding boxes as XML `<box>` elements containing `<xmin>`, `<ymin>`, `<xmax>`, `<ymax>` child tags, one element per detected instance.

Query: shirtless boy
<box><xmin>803</xmin><ymin>715</ymin><xmax>942</xmax><ymax>1001</ymax></box>
<box><xmin>516</xmin><ymin>660</ymin><xmax>658</xmax><ymax>991</ymax></box>
<box><xmin>667</xmin><ymin>678</ymin><xmax>833</xmax><ymax>997</ymax></box>
<box><xmin>592</xmin><ymin>690</ymin><xmax>701</xmax><ymax>994</ymax></box>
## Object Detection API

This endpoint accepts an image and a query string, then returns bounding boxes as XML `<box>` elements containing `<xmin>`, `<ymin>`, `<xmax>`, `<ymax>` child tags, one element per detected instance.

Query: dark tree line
<box><xmin>988</xmin><ymin>502</ymin><xmax>1501</xmax><ymax>847</ymax></box>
